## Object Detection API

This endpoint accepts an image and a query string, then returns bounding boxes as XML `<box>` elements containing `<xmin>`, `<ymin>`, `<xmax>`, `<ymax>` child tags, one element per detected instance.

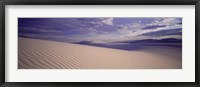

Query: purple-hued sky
<box><xmin>18</xmin><ymin>18</ymin><xmax>182</xmax><ymax>44</ymax></box>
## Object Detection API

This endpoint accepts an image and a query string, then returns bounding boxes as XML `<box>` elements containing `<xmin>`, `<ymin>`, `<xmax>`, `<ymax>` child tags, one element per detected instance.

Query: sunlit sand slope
<box><xmin>18</xmin><ymin>37</ymin><xmax>182</xmax><ymax>69</ymax></box>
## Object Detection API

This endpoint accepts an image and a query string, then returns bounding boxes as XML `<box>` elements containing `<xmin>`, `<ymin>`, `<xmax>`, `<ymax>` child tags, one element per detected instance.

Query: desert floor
<box><xmin>18</xmin><ymin>37</ymin><xmax>182</xmax><ymax>69</ymax></box>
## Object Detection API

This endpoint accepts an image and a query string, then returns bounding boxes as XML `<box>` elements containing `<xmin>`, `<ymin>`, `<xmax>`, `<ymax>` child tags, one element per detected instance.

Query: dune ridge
<box><xmin>18</xmin><ymin>37</ymin><xmax>182</xmax><ymax>69</ymax></box>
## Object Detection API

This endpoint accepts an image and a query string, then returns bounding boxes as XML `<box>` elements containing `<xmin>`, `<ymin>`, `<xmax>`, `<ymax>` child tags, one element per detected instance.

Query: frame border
<box><xmin>0</xmin><ymin>0</ymin><xmax>199</xmax><ymax>87</ymax></box>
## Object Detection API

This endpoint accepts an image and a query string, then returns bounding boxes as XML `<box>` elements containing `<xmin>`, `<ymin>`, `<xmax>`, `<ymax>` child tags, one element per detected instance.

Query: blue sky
<box><xmin>18</xmin><ymin>18</ymin><xmax>182</xmax><ymax>44</ymax></box>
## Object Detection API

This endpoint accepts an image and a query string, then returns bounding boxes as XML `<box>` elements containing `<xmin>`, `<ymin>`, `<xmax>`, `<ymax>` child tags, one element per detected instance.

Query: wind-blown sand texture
<box><xmin>18</xmin><ymin>37</ymin><xmax>182</xmax><ymax>69</ymax></box>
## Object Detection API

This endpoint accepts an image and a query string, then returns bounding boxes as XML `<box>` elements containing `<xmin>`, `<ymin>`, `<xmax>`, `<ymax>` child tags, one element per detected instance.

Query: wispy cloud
<box><xmin>101</xmin><ymin>18</ymin><xmax>114</xmax><ymax>25</ymax></box>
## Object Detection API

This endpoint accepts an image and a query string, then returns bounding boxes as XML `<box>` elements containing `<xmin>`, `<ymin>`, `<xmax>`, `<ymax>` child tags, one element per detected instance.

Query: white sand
<box><xmin>18</xmin><ymin>37</ymin><xmax>182</xmax><ymax>69</ymax></box>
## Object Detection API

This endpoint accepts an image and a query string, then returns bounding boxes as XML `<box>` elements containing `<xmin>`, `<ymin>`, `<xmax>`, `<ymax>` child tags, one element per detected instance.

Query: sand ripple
<box><xmin>18</xmin><ymin>37</ymin><xmax>182</xmax><ymax>69</ymax></box>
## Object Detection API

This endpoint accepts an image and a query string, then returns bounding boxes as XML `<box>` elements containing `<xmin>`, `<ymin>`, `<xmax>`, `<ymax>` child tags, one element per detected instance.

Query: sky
<box><xmin>18</xmin><ymin>18</ymin><xmax>182</xmax><ymax>44</ymax></box>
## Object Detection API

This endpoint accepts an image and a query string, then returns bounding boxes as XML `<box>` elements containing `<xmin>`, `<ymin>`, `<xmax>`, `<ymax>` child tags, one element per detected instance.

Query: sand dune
<box><xmin>18</xmin><ymin>37</ymin><xmax>182</xmax><ymax>69</ymax></box>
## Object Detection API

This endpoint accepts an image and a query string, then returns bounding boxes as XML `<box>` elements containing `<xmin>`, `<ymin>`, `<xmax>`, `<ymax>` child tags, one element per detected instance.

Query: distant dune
<box><xmin>18</xmin><ymin>37</ymin><xmax>182</xmax><ymax>69</ymax></box>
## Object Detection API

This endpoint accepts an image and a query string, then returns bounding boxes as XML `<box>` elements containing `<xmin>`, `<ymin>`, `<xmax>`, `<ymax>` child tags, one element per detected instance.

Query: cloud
<box><xmin>20</xmin><ymin>27</ymin><xmax>62</xmax><ymax>33</ymax></box>
<box><xmin>18</xmin><ymin>18</ymin><xmax>182</xmax><ymax>43</ymax></box>
<box><xmin>132</xmin><ymin>35</ymin><xmax>182</xmax><ymax>41</ymax></box>
<box><xmin>61</xmin><ymin>18</ymin><xmax>182</xmax><ymax>43</ymax></box>
<box><xmin>140</xmin><ymin>28</ymin><xmax>182</xmax><ymax>36</ymax></box>
<box><xmin>85</xmin><ymin>18</ymin><xmax>182</xmax><ymax>43</ymax></box>
<box><xmin>101</xmin><ymin>18</ymin><xmax>114</xmax><ymax>25</ymax></box>
<box><xmin>149</xmin><ymin>18</ymin><xmax>181</xmax><ymax>26</ymax></box>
